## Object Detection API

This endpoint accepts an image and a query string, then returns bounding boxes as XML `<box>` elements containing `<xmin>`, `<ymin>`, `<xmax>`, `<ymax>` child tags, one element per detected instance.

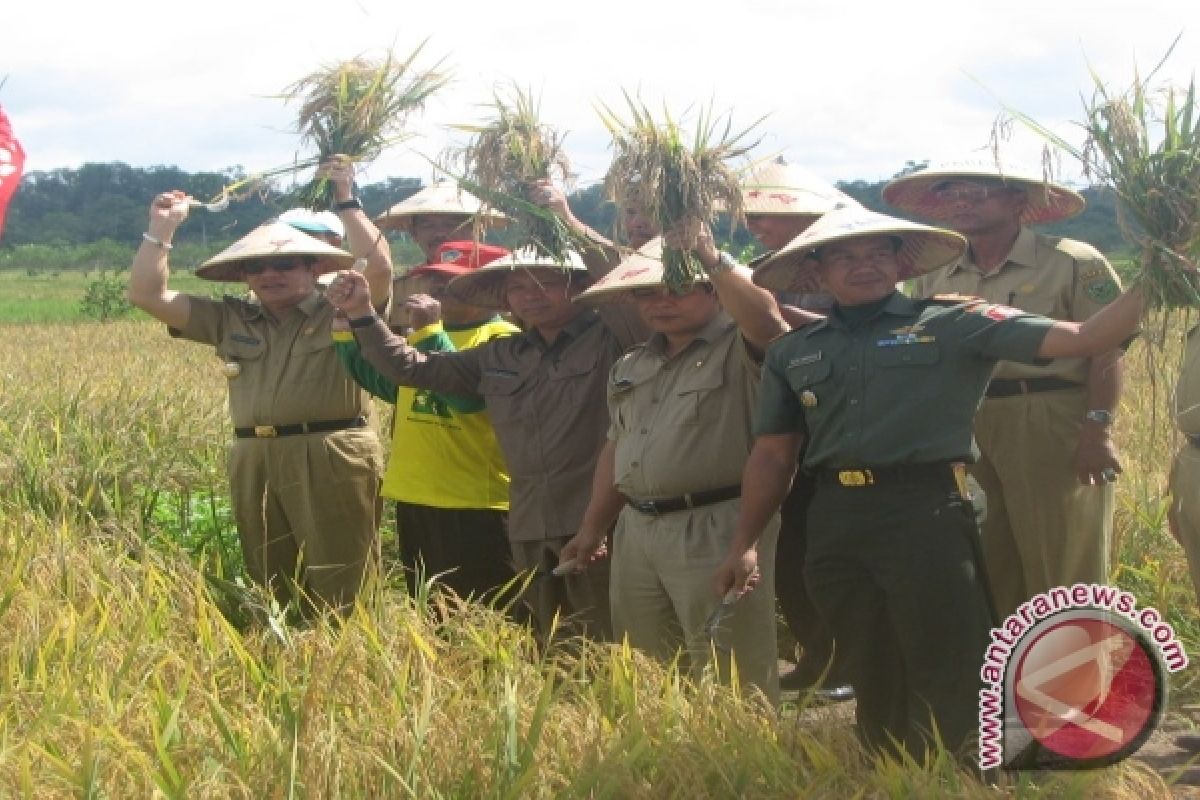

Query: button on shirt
<box><xmin>912</xmin><ymin>227</ymin><xmax>1121</xmax><ymax>382</ymax></box>
<box><xmin>173</xmin><ymin>292</ymin><xmax>372</xmax><ymax>428</ymax></box>
<box><xmin>608</xmin><ymin>313</ymin><xmax>758</xmax><ymax>497</ymax></box>
<box><xmin>354</xmin><ymin>309</ymin><xmax>638</xmax><ymax>542</ymax></box>
<box><xmin>754</xmin><ymin>292</ymin><xmax>1055</xmax><ymax>469</ymax></box>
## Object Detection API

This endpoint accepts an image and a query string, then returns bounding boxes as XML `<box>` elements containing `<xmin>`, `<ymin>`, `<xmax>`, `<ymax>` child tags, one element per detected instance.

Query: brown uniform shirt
<box><xmin>354</xmin><ymin>307</ymin><xmax>645</xmax><ymax>542</ymax></box>
<box><xmin>608</xmin><ymin>314</ymin><xmax>759</xmax><ymax>497</ymax></box>
<box><xmin>173</xmin><ymin>291</ymin><xmax>374</xmax><ymax>428</ymax></box>
<box><xmin>913</xmin><ymin>227</ymin><xmax>1121</xmax><ymax>382</ymax></box>
<box><xmin>1177</xmin><ymin>327</ymin><xmax>1200</xmax><ymax>435</ymax></box>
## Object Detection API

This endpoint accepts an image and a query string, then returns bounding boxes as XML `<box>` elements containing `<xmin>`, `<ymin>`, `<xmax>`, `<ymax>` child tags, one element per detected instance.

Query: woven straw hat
<box><xmin>374</xmin><ymin>180</ymin><xmax>508</xmax><ymax>232</ymax></box>
<box><xmin>882</xmin><ymin>158</ymin><xmax>1085</xmax><ymax>225</ymax></box>
<box><xmin>741</xmin><ymin>156</ymin><xmax>858</xmax><ymax>216</ymax></box>
<box><xmin>574</xmin><ymin>239</ymin><xmax>681</xmax><ymax>305</ymax></box>
<box><xmin>446</xmin><ymin>247</ymin><xmax>588</xmax><ymax>309</ymax></box>
<box><xmin>753</xmin><ymin>207</ymin><xmax>966</xmax><ymax>294</ymax></box>
<box><xmin>278</xmin><ymin>208</ymin><xmax>345</xmax><ymax>239</ymax></box>
<box><xmin>196</xmin><ymin>221</ymin><xmax>356</xmax><ymax>282</ymax></box>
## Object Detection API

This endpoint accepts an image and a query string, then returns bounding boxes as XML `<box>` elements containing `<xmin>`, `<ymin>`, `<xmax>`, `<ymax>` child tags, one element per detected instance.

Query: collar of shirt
<box><xmin>643</xmin><ymin>311</ymin><xmax>734</xmax><ymax>356</ymax></box>
<box><xmin>517</xmin><ymin>308</ymin><xmax>600</xmax><ymax>352</ymax></box>
<box><xmin>952</xmin><ymin>226</ymin><xmax>1039</xmax><ymax>276</ymax></box>
<box><xmin>811</xmin><ymin>291</ymin><xmax>916</xmax><ymax>334</ymax></box>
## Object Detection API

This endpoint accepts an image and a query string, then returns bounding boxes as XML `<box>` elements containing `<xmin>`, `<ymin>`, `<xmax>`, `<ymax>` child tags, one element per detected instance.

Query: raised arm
<box><xmin>323</xmin><ymin>156</ymin><xmax>393</xmax><ymax>310</ymax></box>
<box><xmin>1037</xmin><ymin>285</ymin><xmax>1144</xmax><ymax>359</ymax></box>
<box><xmin>671</xmin><ymin>221</ymin><xmax>789</xmax><ymax>354</ymax></box>
<box><xmin>127</xmin><ymin>191</ymin><xmax>193</xmax><ymax>330</ymax></box>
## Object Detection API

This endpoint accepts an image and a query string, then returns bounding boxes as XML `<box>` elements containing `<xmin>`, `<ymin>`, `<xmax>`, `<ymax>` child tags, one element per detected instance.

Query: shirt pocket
<box><xmin>785</xmin><ymin>357</ymin><xmax>833</xmax><ymax>427</ymax></box>
<box><xmin>216</xmin><ymin>333</ymin><xmax>265</xmax><ymax>378</ymax></box>
<box><xmin>478</xmin><ymin>370</ymin><xmax>527</xmax><ymax>431</ymax></box>
<box><xmin>671</xmin><ymin>366</ymin><xmax>726</xmax><ymax>427</ymax></box>
<box><xmin>288</xmin><ymin>334</ymin><xmax>337</xmax><ymax>385</ymax></box>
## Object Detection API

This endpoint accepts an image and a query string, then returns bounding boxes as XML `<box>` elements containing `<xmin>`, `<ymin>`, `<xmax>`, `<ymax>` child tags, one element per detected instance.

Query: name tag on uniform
<box><xmin>231</xmin><ymin>333</ymin><xmax>261</xmax><ymax>345</ymax></box>
<box><xmin>788</xmin><ymin>352</ymin><xmax>822</xmax><ymax>367</ymax></box>
<box><xmin>483</xmin><ymin>368</ymin><xmax>519</xmax><ymax>378</ymax></box>
<box><xmin>876</xmin><ymin>334</ymin><xmax>936</xmax><ymax>347</ymax></box>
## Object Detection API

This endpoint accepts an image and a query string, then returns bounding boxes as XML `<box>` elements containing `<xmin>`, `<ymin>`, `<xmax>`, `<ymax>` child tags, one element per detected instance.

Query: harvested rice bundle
<box><xmin>282</xmin><ymin>43</ymin><xmax>449</xmax><ymax>209</ymax></box>
<box><xmin>600</xmin><ymin>94</ymin><xmax>759</xmax><ymax>291</ymax></box>
<box><xmin>450</xmin><ymin>85</ymin><xmax>576</xmax><ymax>260</ymax></box>
<box><xmin>1006</xmin><ymin>40</ymin><xmax>1200</xmax><ymax>311</ymax></box>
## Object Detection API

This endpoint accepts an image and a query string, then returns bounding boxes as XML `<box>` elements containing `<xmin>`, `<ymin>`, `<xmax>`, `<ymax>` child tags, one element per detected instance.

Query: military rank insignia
<box><xmin>800</xmin><ymin>390</ymin><xmax>818</xmax><ymax>408</ymax></box>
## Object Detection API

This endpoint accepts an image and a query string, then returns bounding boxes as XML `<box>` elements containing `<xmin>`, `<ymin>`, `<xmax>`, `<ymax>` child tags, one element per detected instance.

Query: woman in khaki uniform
<box><xmin>128</xmin><ymin>192</ymin><xmax>385</xmax><ymax>615</ymax></box>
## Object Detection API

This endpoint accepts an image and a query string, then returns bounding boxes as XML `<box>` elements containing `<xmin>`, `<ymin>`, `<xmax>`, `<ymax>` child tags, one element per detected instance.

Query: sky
<box><xmin>3</xmin><ymin>0</ymin><xmax>1197</xmax><ymax>194</ymax></box>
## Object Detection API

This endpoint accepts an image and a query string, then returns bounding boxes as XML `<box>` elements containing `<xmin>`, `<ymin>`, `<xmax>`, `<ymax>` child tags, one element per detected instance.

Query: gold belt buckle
<box><xmin>837</xmin><ymin>469</ymin><xmax>874</xmax><ymax>487</ymax></box>
<box><xmin>253</xmin><ymin>425</ymin><xmax>278</xmax><ymax>438</ymax></box>
<box><xmin>951</xmin><ymin>462</ymin><xmax>972</xmax><ymax>499</ymax></box>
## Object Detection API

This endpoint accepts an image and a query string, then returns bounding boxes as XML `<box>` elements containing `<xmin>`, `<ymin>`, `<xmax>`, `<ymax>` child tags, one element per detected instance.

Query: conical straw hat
<box><xmin>196</xmin><ymin>221</ymin><xmax>356</xmax><ymax>282</ymax></box>
<box><xmin>753</xmin><ymin>207</ymin><xmax>966</xmax><ymax>294</ymax></box>
<box><xmin>446</xmin><ymin>247</ymin><xmax>588</xmax><ymax>309</ymax></box>
<box><xmin>741</xmin><ymin>156</ymin><xmax>859</xmax><ymax>216</ymax></box>
<box><xmin>574</xmin><ymin>239</ymin><xmax>680</xmax><ymax>305</ymax></box>
<box><xmin>882</xmin><ymin>157</ymin><xmax>1085</xmax><ymax>225</ymax></box>
<box><xmin>374</xmin><ymin>180</ymin><xmax>508</xmax><ymax>232</ymax></box>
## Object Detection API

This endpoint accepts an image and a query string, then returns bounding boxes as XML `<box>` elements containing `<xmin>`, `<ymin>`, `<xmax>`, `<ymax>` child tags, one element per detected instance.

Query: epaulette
<box><xmin>929</xmin><ymin>292</ymin><xmax>985</xmax><ymax>305</ymax></box>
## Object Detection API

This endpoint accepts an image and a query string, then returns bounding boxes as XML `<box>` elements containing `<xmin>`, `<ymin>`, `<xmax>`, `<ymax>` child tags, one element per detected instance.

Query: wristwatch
<box><xmin>706</xmin><ymin>251</ymin><xmax>739</xmax><ymax>277</ymax></box>
<box><xmin>348</xmin><ymin>312</ymin><xmax>377</xmax><ymax>329</ymax></box>
<box><xmin>1085</xmin><ymin>409</ymin><xmax>1115</xmax><ymax>426</ymax></box>
<box><xmin>334</xmin><ymin>198</ymin><xmax>363</xmax><ymax>212</ymax></box>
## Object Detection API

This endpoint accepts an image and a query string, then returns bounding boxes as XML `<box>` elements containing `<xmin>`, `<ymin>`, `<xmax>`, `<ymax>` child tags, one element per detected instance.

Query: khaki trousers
<box><xmin>610</xmin><ymin>499</ymin><xmax>780</xmax><ymax>706</ymax></box>
<box><xmin>1170</xmin><ymin>444</ymin><xmax>1200</xmax><ymax>601</ymax></box>
<box><xmin>510</xmin><ymin>537</ymin><xmax>612</xmax><ymax>642</ymax></box>
<box><xmin>229</xmin><ymin>428</ymin><xmax>383</xmax><ymax>614</ymax></box>
<box><xmin>973</xmin><ymin>389</ymin><xmax>1113</xmax><ymax>617</ymax></box>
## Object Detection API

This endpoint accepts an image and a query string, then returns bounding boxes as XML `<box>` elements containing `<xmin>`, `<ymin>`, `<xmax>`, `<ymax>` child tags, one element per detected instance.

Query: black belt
<box><xmin>985</xmin><ymin>376</ymin><xmax>1081</xmax><ymax>398</ymax></box>
<box><xmin>815</xmin><ymin>462</ymin><xmax>958</xmax><ymax>488</ymax></box>
<box><xmin>624</xmin><ymin>485</ymin><xmax>741</xmax><ymax>515</ymax></box>
<box><xmin>1188</xmin><ymin>433</ymin><xmax>1200</xmax><ymax>448</ymax></box>
<box><xmin>234</xmin><ymin>416</ymin><xmax>368</xmax><ymax>439</ymax></box>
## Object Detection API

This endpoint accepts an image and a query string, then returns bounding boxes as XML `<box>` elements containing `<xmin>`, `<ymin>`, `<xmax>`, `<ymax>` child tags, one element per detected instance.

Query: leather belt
<box><xmin>985</xmin><ymin>376</ymin><xmax>1080</xmax><ymax>398</ymax></box>
<box><xmin>624</xmin><ymin>485</ymin><xmax>741</xmax><ymax>515</ymax></box>
<box><xmin>816</xmin><ymin>462</ymin><xmax>958</xmax><ymax>488</ymax></box>
<box><xmin>1188</xmin><ymin>433</ymin><xmax>1200</xmax><ymax>449</ymax></box>
<box><xmin>234</xmin><ymin>416</ymin><xmax>368</xmax><ymax>439</ymax></box>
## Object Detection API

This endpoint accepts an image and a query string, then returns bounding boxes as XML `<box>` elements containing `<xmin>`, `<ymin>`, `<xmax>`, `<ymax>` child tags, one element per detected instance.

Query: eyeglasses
<box><xmin>930</xmin><ymin>184</ymin><xmax>1011</xmax><ymax>204</ymax></box>
<box><xmin>242</xmin><ymin>260</ymin><xmax>302</xmax><ymax>276</ymax></box>
<box><xmin>630</xmin><ymin>285</ymin><xmax>711</xmax><ymax>299</ymax></box>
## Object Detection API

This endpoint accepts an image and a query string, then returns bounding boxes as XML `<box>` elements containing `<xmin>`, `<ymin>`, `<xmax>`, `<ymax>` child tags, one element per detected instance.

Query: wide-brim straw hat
<box><xmin>278</xmin><ymin>208</ymin><xmax>345</xmax><ymax>239</ymax></box>
<box><xmin>882</xmin><ymin>158</ymin><xmax>1086</xmax><ymax>225</ymax></box>
<box><xmin>196</xmin><ymin>222</ymin><xmax>356</xmax><ymax>282</ymax></box>
<box><xmin>374</xmin><ymin>180</ymin><xmax>508</xmax><ymax>232</ymax></box>
<box><xmin>741</xmin><ymin>156</ymin><xmax>859</xmax><ymax>216</ymax></box>
<box><xmin>574</xmin><ymin>238</ymin><xmax>673</xmax><ymax>305</ymax></box>
<box><xmin>753</xmin><ymin>207</ymin><xmax>967</xmax><ymax>294</ymax></box>
<box><xmin>446</xmin><ymin>247</ymin><xmax>589</xmax><ymax>309</ymax></box>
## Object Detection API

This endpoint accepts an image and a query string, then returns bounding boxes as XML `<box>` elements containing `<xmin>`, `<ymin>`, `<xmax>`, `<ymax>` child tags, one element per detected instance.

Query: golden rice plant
<box><xmin>280</xmin><ymin>42</ymin><xmax>450</xmax><ymax>209</ymax></box>
<box><xmin>1004</xmin><ymin>36</ymin><xmax>1200</xmax><ymax>314</ymax></box>
<box><xmin>449</xmin><ymin>85</ymin><xmax>578</xmax><ymax>260</ymax></box>
<box><xmin>599</xmin><ymin>93</ymin><xmax>760</xmax><ymax>290</ymax></box>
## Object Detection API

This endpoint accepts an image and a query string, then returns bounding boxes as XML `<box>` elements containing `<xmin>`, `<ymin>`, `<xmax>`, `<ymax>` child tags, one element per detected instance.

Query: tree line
<box><xmin>0</xmin><ymin>162</ymin><xmax>1131</xmax><ymax>270</ymax></box>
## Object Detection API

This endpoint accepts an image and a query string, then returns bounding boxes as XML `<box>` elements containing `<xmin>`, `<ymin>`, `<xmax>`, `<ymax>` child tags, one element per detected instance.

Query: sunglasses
<box><xmin>630</xmin><ymin>285</ymin><xmax>712</xmax><ymax>299</ymax></box>
<box><xmin>242</xmin><ymin>260</ymin><xmax>303</xmax><ymax>276</ymax></box>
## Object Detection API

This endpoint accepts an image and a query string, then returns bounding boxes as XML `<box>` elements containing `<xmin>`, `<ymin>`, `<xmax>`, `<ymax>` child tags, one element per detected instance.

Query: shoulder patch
<box><xmin>1085</xmin><ymin>277</ymin><xmax>1120</xmax><ymax>304</ymax></box>
<box><xmin>981</xmin><ymin>304</ymin><xmax>1025</xmax><ymax>321</ymax></box>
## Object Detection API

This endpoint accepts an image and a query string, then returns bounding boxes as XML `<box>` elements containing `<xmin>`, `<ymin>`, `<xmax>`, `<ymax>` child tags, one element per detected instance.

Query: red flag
<box><xmin>0</xmin><ymin>104</ymin><xmax>26</xmax><ymax>239</ymax></box>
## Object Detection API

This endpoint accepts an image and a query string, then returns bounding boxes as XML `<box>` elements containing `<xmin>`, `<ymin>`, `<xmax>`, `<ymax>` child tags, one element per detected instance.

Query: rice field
<box><xmin>1</xmin><ymin>276</ymin><xmax>1198</xmax><ymax>796</ymax></box>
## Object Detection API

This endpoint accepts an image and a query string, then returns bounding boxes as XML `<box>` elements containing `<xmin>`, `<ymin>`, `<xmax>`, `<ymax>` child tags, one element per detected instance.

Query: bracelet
<box><xmin>334</xmin><ymin>198</ymin><xmax>363</xmax><ymax>212</ymax></box>
<box><xmin>142</xmin><ymin>232</ymin><xmax>173</xmax><ymax>250</ymax></box>
<box><xmin>348</xmin><ymin>313</ymin><xmax>377</xmax><ymax>329</ymax></box>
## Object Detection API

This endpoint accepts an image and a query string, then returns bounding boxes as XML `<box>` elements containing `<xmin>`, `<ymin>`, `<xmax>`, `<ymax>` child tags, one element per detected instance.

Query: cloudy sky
<box><xmin>3</xmin><ymin>0</ymin><xmax>1196</xmax><ymax>192</ymax></box>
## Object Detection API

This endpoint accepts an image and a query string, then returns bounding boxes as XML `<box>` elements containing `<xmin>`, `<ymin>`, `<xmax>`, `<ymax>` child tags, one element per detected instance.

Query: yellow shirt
<box><xmin>382</xmin><ymin>317</ymin><xmax>519</xmax><ymax>509</ymax></box>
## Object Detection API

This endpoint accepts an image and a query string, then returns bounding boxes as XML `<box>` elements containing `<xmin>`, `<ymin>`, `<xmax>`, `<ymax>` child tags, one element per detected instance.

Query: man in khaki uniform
<box><xmin>1169</xmin><ymin>326</ymin><xmax>1200</xmax><ymax>601</ymax></box>
<box><xmin>885</xmin><ymin>160</ymin><xmax>1124</xmax><ymax>618</ymax></box>
<box><xmin>128</xmin><ymin>192</ymin><xmax>386</xmax><ymax>614</ymax></box>
<box><xmin>326</xmin><ymin>187</ymin><xmax>648</xmax><ymax>638</ymax></box>
<box><xmin>559</xmin><ymin>227</ymin><xmax>789</xmax><ymax>704</ymax></box>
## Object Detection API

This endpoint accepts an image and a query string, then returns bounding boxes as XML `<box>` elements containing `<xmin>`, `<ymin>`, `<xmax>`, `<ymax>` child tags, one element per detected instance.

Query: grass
<box><xmin>0</xmin><ymin>269</ymin><xmax>226</xmax><ymax>324</ymax></box>
<box><xmin>0</xmin><ymin>289</ymin><xmax>1196</xmax><ymax>795</ymax></box>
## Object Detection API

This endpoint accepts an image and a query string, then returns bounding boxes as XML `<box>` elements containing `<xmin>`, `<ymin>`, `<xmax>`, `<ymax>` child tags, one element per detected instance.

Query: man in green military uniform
<box><xmin>884</xmin><ymin>160</ymin><xmax>1124</xmax><ymax>619</ymax></box>
<box><xmin>128</xmin><ymin>191</ymin><xmax>386</xmax><ymax>614</ymax></box>
<box><xmin>714</xmin><ymin>206</ymin><xmax>1145</xmax><ymax>759</ymax></box>
<box><xmin>558</xmin><ymin>227</ymin><xmax>789</xmax><ymax>704</ymax></box>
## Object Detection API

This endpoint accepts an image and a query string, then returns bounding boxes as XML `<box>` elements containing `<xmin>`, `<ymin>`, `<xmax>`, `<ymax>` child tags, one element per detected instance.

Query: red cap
<box><xmin>409</xmin><ymin>240</ymin><xmax>511</xmax><ymax>278</ymax></box>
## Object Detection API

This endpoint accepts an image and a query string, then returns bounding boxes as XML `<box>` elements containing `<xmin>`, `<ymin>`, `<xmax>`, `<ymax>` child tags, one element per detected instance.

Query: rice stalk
<box><xmin>999</xmin><ymin>35</ymin><xmax>1200</xmax><ymax>314</ymax></box>
<box><xmin>448</xmin><ymin>85</ymin><xmax>578</xmax><ymax>261</ymax></box>
<box><xmin>278</xmin><ymin>42</ymin><xmax>450</xmax><ymax>210</ymax></box>
<box><xmin>599</xmin><ymin>92</ymin><xmax>761</xmax><ymax>291</ymax></box>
